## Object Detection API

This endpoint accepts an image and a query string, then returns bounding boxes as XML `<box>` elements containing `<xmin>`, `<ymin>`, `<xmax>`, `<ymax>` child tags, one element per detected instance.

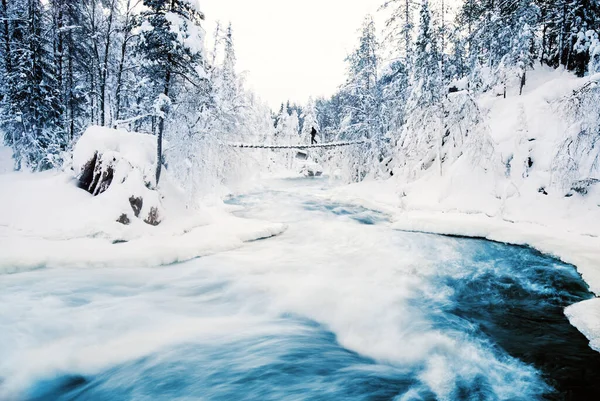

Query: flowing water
<box><xmin>1</xmin><ymin>177</ymin><xmax>599</xmax><ymax>401</ymax></box>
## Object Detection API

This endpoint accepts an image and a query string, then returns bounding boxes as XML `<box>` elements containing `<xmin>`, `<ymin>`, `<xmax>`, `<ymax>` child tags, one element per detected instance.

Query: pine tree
<box><xmin>379</xmin><ymin>59</ymin><xmax>408</xmax><ymax>137</ymax></box>
<box><xmin>212</xmin><ymin>22</ymin><xmax>244</xmax><ymax>138</ymax></box>
<box><xmin>412</xmin><ymin>0</ymin><xmax>442</xmax><ymax>106</ymax></box>
<box><xmin>341</xmin><ymin>15</ymin><xmax>382</xmax><ymax>181</ymax></box>
<box><xmin>114</xmin><ymin>0</ymin><xmax>138</xmax><ymax>124</ymax></box>
<box><xmin>2</xmin><ymin>0</ymin><xmax>65</xmax><ymax>170</ymax></box>
<box><xmin>380</xmin><ymin>0</ymin><xmax>417</xmax><ymax>60</ymax></box>
<box><xmin>0</xmin><ymin>0</ymin><xmax>13</xmax><ymax>147</ymax></box>
<box><xmin>396</xmin><ymin>0</ymin><xmax>445</xmax><ymax>178</ymax></box>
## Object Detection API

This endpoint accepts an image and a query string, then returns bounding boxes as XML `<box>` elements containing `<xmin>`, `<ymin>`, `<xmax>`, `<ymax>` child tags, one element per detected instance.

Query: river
<box><xmin>1</xmin><ymin>177</ymin><xmax>598</xmax><ymax>400</ymax></box>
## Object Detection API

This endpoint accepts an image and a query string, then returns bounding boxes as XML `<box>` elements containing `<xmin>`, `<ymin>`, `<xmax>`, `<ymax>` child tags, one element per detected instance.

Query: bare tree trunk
<box><xmin>114</xmin><ymin>0</ymin><xmax>132</xmax><ymax>123</ymax></box>
<box><xmin>89</xmin><ymin>0</ymin><xmax>101</xmax><ymax>125</ymax></box>
<box><xmin>54</xmin><ymin>1</ymin><xmax>63</xmax><ymax>92</ymax></box>
<box><xmin>441</xmin><ymin>0</ymin><xmax>445</xmax><ymax>78</ymax></box>
<box><xmin>540</xmin><ymin>9</ymin><xmax>548</xmax><ymax>66</ymax></box>
<box><xmin>1</xmin><ymin>0</ymin><xmax>12</xmax><ymax>105</ymax></box>
<box><xmin>68</xmin><ymin>40</ymin><xmax>74</xmax><ymax>140</ymax></box>
<box><xmin>404</xmin><ymin>0</ymin><xmax>410</xmax><ymax>56</ymax></box>
<box><xmin>100</xmin><ymin>0</ymin><xmax>116</xmax><ymax>126</ymax></box>
<box><xmin>559</xmin><ymin>2</ymin><xmax>567</xmax><ymax>68</ymax></box>
<box><xmin>156</xmin><ymin>68</ymin><xmax>171</xmax><ymax>185</ymax></box>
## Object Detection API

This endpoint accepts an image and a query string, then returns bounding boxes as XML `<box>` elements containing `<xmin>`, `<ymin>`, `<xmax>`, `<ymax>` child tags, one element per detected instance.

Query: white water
<box><xmin>3</xmin><ymin>177</ymin><xmax>589</xmax><ymax>400</ymax></box>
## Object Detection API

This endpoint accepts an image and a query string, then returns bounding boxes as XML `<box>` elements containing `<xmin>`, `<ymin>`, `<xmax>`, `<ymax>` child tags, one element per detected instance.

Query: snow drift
<box><xmin>0</xmin><ymin>126</ymin><xmax>286</xmax><ymax>273</ymax></box>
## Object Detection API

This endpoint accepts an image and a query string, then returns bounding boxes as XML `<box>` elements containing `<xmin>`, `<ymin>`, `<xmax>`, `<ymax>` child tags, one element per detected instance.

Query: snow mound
<box><xmin>73</xmin><ymin>126</ymin><xmax>156</xmax><ymax>177</ymax></box>
<box><xmin>0</xmin><ymin>127</ymin><xmax>286</xmax><ymax>273</ymax></box>
<box><xmin>73</xmin><ymin>126</ymin><xmax>164</xmax><ymax>225</ymax></box>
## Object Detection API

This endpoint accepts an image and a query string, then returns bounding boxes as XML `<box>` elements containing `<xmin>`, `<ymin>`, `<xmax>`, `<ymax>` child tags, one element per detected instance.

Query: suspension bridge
<box><xmin>226</xmin><ymin>140</ymin><xmax>366</xmax><ymax>149</ymax></box>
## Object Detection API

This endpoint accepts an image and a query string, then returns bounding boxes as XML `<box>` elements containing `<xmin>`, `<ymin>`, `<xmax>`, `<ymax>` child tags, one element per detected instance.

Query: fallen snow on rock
<box><xmin>0</xmin><ymin>127</ymin><xmax>286</xmax><ymax>273</ymax></box>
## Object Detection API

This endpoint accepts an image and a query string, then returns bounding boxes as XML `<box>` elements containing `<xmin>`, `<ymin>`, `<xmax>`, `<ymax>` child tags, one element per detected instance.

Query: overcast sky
<box><xmin>201</xmin><ymin>0</ymin><xmax>383</xmax><ymax>110</ymax></box>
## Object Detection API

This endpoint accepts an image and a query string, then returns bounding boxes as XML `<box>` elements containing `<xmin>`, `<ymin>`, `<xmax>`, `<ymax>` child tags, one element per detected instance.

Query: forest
<box><xmin>1</xmin><ymin>0</ymin><xmax>599</xmax><ymax>191</ymax></box>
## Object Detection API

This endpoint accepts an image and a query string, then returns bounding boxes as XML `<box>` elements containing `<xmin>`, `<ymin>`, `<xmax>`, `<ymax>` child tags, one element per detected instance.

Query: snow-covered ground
<box><xmin>0</xmin><ymin>145</ymin><xmax>12</xmax><ymax>174</ymax></box>
<box><xmin>327</xmin><ymin>67</ymin><xmax>600</xmax><ymax>353</ymax></box>
<box><xmin>0</xmin><ymin>128</ymin><xmax>285</xmax><ymax>273</ymax></box>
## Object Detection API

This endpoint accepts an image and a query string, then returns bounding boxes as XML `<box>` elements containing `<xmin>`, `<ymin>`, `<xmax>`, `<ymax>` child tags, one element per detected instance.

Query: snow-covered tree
<box><xmin>1</xmin><ymin>0</ymin><xmax>65</xmax><ymax>171</ymax></box>
<box><xmin>396</xmin><ymin>0</ymin><xmax>445</xmax><ymax>178</ymax></box>
<box><xmin>380</xmin><ymin>0</ymin><xmax>417</xmax><ymax>60</ymax></box>
<box><xmin>136</xmin><ymin>0</ymin><xmax>206</xmax><ymax>184</ymax></box>
<box><xmin>211</xmin><ymin>23</ymin><xmax>245</xmax><ymax>140</ymax></box>
<box><xmin>552</xmin><ymin>78</ymin><xmax>600</xmax><ymax>192</ymax></box>
<box><xmin>341</xmin><ymin>15</ymin><xmax>383</xmax><ymax>181</ymax></box>
<box><xmin>300</xmin><ymin>97</ymin><xmax>319</xmax><ymax>144</ymax></box>
<box><xmin>411</xmin><ymin>0</ymin><xmax>442</xmax><ymax>106</ymax></box>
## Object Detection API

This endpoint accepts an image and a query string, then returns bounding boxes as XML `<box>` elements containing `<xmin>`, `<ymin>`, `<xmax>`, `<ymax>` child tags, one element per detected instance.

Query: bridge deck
<box><xmin>227</xmin><ymin>140</ymin><xmax>365</xmax><ymax>149</ymax></box>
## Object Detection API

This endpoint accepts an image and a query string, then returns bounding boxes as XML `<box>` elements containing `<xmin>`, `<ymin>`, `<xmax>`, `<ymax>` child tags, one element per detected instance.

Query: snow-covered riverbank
<box><xmin>325</xmin><ymin>69</ymin><xmax>600</xmax><ymax>354</ymax></box>
<box><xmin>0</xmin><ymin>134</ymin><xmax>285</xmax><ymax>274</ymax></box>
<box><xmin>2</xmin><ymin>177</ymin><xmax>598</xmax><ymax>400</ymax></box>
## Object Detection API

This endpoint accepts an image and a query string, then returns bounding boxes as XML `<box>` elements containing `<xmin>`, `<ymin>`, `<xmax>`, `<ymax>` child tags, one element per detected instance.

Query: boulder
<box><xmin>570</xmin><ymin>178</ymin><xmax>600</xmax><ymax>196</ymax></box>
<box><xmin>72</xmin><ymin>126</ymin><xmax>165</xmax><ymax>227</ymax></box>
<box><xmin>116</xmin><ymin>214</ymin><xmax>131</xmax><ymax>225</ymax></box>
<box><xmin>144</xmin><ymin>207</ymin><xmax>161</xmax><ymax>226</ymax></box>
<box><xmin>129</xmin><ymin>196</ymin><xmax>143</xmax><ymax>217</ymax></box>
<box><xmin>77</xmin><ymin>151</ymin><xmax>116</xmax><ymax>196</ymax></box>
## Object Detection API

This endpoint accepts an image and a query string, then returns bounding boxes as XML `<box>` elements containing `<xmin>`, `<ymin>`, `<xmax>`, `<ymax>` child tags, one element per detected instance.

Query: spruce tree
<box><xmin>2</xmin><ymin>0</ymin><xmax>64</xmax><ymax>170</ymax></box>
<box><xmin>412</xmin><ymin>0</ymin><xmax>442</xmax><ymax>106</ymax></box>
<box><xmin>380</xmin><ymin>0</ymin><xmax>417</xmax><ymax>60</ymax></box>
<box><xmin>342</xmin><ymin>15</ymin><xmax>381</xmax><ymax>180</ymax></box>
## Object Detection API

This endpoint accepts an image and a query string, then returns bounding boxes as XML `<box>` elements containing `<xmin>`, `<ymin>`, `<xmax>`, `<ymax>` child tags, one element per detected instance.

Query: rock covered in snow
<box><xmin>73</xmin><ymin>126</ymin><xmax>163</xmax><ymax>226</ymax></box>
<box><xmin>77</xmin><ymin>151</ymin><xmax>115</xmax><ymax>196</ymax></box>
<box><xmin>73</xmin><ymin>126</ymin><xmax>156</xmax><ymax>188</ymax></box>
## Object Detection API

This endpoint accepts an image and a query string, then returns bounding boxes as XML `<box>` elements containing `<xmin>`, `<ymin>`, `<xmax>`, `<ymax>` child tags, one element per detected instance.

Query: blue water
<box><xmin>1</xmin><ymin>178</ymin><xmax>598</xmax><ymax>400</ymax></box>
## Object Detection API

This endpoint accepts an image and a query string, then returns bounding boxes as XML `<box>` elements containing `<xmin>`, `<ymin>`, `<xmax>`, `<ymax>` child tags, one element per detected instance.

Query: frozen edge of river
<box><xmin>0</xmin><ymin>216</ymin><xmax>287</xmax><ymax>273</ymax></box>
<box><xmin>0</xmin><ymin>167</ymin><xmax>288</xmax><ymax>275</ymax></box>
<box><xmin>326</xmin><ymin>182</ymin><xmax>600</xmax><ymax>354</ymax></box>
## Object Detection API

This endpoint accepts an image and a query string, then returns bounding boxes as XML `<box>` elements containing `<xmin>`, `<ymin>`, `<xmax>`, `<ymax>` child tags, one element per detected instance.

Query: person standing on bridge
<box><xmin>310</xmin><ymin>127</ymin><xmax>318</xmax><ymax>144</ymax></box>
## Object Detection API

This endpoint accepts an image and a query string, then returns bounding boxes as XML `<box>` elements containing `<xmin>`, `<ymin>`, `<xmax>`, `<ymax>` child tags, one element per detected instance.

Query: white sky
<box><xmin>201</xmin><ymin>0</ymin><xmax>383</xmax><ymax>110</ymax></box>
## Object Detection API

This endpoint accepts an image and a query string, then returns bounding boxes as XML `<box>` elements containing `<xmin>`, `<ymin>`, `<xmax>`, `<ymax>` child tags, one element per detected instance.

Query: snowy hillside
<box><xmin>329</xmin><ymin>67</ymin><xmax>600</xmax><ymax>351</ymax></box>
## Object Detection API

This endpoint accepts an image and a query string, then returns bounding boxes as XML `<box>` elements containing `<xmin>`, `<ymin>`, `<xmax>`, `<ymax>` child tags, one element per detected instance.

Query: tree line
<box><xmin>315</xmin><ymin>0</ymin><xmax>600</xmax><ymax>181</ymax></box>
<box><xmin>0</xmin><ymin>0</ymin><xmax>262</xmax><ymax>188</ymax></box>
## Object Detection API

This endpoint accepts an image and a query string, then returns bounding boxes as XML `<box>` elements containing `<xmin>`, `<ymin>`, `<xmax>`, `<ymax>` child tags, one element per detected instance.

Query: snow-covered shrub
<box><xmin>551</xmin><ymin>78</ymin><xmax>600</xmax><ymax>192</ymax></box>
<box><xmin>395</xmin><ymin>91</ymin><xmax>497</xmax><ymax>181</ymax></box>
<box><xmin>444</xmin><ymin>91</ymin><xmax>497</xmax><ymax>172</ymax></box>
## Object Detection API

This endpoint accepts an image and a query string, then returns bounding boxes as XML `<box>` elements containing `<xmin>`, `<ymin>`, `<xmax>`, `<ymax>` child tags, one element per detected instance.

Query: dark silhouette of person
<box><xmin>310</xmin><ymin>127</ymin><xmax>317</xmax><ymax>144</ymax></box>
